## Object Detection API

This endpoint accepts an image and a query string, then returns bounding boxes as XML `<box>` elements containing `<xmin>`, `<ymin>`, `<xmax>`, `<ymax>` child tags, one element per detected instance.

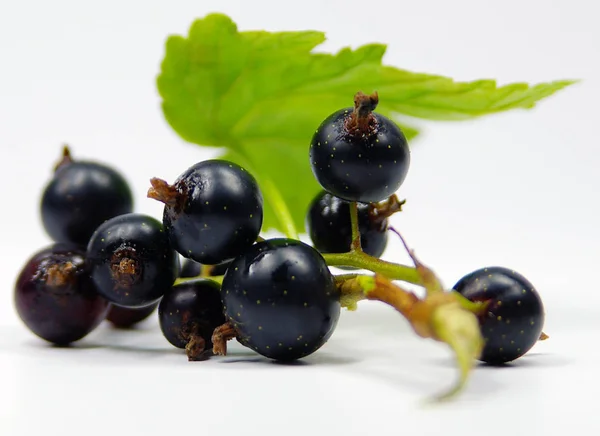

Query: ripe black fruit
<box><xmin>306</xmin><ymin>190</ymin><xmax>393</xmax><ymax>257</ymax></box>
<box><xmin>87</xmin><ymin>213</ymin><xmax>179</xmax><ymax>308</ymax></box>
<box><xmin>106</xmin><ymin>302</ymin><xmax>159</xmax><ymax>329</ymax></box>
<box><xmin>220</xmin><ymin>238</ymin><xmax>340</xmax><ymax>361</ymax></box>
<box><xmin>14</xmin><ymin>243</ymin><xmax>109</xmax><ymax>345</ymax></box>
<box><xmin>453</xmin><ymin>266</ymin><xmax>545</xmax><ymax>364</ymax></box>
<box><xmin>148</xmin><ymin>159</ymin><xmax>263</xmax><ymax>265</ymax></box>
<box><xmin>158</xmin><ymin>279</ymin><xmax>225</xmax><ymax>360</ymax></box>
<box><xmin>309</xmin><ymin>92</ymin><xmax>410</xmax><ymax>203</ymax></box>
<box><xmin>41</xmin><ymin>146</ymin><xmax>133</xmax><ymax>246</ymax></box>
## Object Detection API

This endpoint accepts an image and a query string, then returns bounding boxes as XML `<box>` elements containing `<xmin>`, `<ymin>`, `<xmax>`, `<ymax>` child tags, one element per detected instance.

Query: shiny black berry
<box><xmin>219</xmin><ymin>238</ymin><xmax>340</xmax><ymax>361</ymax></box>
<box><xmin>87</xmin><ymin>213</ymin><xmax>179</xmax><ymax>308</ymax></box>
<box><xmin>306</xmin><ymin>190</ymin><xmax>403</xmax><ymax>257</ymax></box>
<box><xmin>148</xmin><ymin>159</ymin><xmax>263</xmax><ymax>265</ymax></box>
<box><xmin>106</xmin><ymin>302</ymin><xmax>159</xmax><ymax>329</ymax></box>
<box><xmin>14</xmin><ymin>243</ymin><xmax>109</xmax><ymax>345</ymax></box>
<box><xmin>158</xmin><ymin>279</ymin><xmax>225</xmax><ymax>360</ymax></box>
<box><xmin>453</xmin><ymin>266</ymin><xmax>545</xmax><ymax>364</ymax></box>
<box><xmin>41</xmin><ymin>146</ymin><xmax>133</xmax><ymax>246</ymax></box>
<box><xmin>309</xmin><ymin>92</ymin><xmax>410</xmax><ymax>203</ymax></box>
<box><xmin>179</xmin><ymin>258</ymin><xmax>232</xmax><ymax>279</ymax></box>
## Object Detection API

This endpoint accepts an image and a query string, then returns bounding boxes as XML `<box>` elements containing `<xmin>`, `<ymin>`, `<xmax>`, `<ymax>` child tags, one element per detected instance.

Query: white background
<box><xmin>1</xmin><ymin>0</ymin><xmax>598</xmax><ymax>434</ymax></box>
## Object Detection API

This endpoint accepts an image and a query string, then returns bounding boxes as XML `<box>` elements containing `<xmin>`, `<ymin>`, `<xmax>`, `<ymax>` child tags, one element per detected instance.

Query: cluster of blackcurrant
<box><xmin>14</xmin><ymin>91</ymin><xmax>546</xmax><ymax>399</ymax></box>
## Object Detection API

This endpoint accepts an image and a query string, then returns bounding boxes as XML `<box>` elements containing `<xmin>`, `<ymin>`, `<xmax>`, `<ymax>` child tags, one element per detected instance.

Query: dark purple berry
<box><xmin>14</xmin><ymin>243</ymin><xmax>109</xmax><ymax>345</ymax></box>
<box><xmin>87</xmin><ymin>213</ymin><xmax>179</xmax><ymax>308</ymax></box>
<box><xmin>158</xmin><ymin>279</ymin><xmax>225</xmax><ymax>360</ymax></box>
<box><xmin>41</xmin><ymin>146</ymin><xmax>133</xmax><ymax>246</ymax></box>
<box><xmin>220</xmin><ymin>238</ymin><xmax>340</xmax><ymax>361</ymax></box>
<box><xmin>148</xmin><ymin>159</ymin><xmax>263</xmax><ymax>265</ymax></box>
<box><xmin>309</xmin><ymin>92</ymin><xmax>410</xmax><ymax>203</ymax></box>
<box><xmin>453</xmin><ymin>266</ymin><xmax>545</xmax><ymax>364</ymax></box>
<box><xmin>179</xmin><ymin>258</ymin><xmax>202</xmax><ymax>278</ymax></box>
<box><xmin>106</xmin><ymin>302</ymin><xmax>159</xmax><ymax>328</ymax></box>
<box><xmin>179</xmin><ymin>258</ymin><xmax>231</xmax><ymax>279</ymax></box>
<box><xmin>306</xmin><ymin>190</ymin><xmax>392</xmax><ymax>257</ymax></box>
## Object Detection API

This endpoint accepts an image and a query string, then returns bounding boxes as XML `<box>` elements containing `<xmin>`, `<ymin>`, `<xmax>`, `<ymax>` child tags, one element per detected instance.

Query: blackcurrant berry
<box><xmin>306</xmin><ymin>190</ymin><xmax>404</xmax><ymax>257</ymax></box>
<box><xmin>14</xmin><ymin>243</ymin><xmax>109</xmax><ymax>345</ymax></box>
<box><xmin>179</xmin><ymin>258</ymin><xmax>202</xmax><ymax>278</ymax></box>
<box><xmin>218</xmin><ymin>238</ymin><xmax>340</xmax><ymax>361</ymax></box>
<box><xmin>453</xmin><ymin>266</ymin><xmax>545</xmax><ymax>364</ymax></box>
<box><xmin>86</xmin><ymin>213</ymin><xmax>179</xmax><ymax>308</ymax></box>
<box><xmin>158</xmin><ymin>279</ymin><xmax>225</xmax><ymax>360</ymax></box>
<box><xmin>148</xmin><ymin>159</ymin><xmax>263</xmax><ymax>265</ymax></box>
<box><xmin>309</xmin><ymin>92</ymin><xmax>410</xmax><ymax>203</ymax></box>
<box><xmin>179</xmin><ymin>258</ymin><xmax>232</xmax><ymax>279</ymax></box>
<box><xmin>41</xmin><ymin>146</ymin><xmax>133</xmax><ymax>246</ymax></box>
<box><xmin>106</xmin><ymin>302</ymin><xmax>159</xmax><ymax>329</ymax></box>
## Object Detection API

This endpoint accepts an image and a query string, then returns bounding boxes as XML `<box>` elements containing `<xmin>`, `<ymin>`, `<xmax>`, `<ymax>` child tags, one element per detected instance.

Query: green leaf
<box><xmin>157</xmin><ymin>13</ymin><xmax>575</xmax><ymax>235</ymax></box>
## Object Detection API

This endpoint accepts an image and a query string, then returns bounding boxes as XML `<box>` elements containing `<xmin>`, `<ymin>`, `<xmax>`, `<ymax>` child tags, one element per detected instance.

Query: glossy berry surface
<box><xmin>221</xmin><ymin>238</ymin><xmax>340</xmax><ymax>361</ymax></box>
<box><xmin>309</xmin><ymin>107</ymin><xmax>410</xmax><ymax>203</ymax></box>
<box><xmin>87</xmin><ymin>213</ymin><xmax>179</xmax><ymax>308</ymax></box>
<box><xmin>149</xmin><ymin>159</ymin><xmax>263</xmax><ymax>265</ymax></box>
<box><xmin>453</xmin><ymin>266</ymin><xmax>545</xmax><ymax>364</ymax></box>
<box><xmin>41</xmin><ymin>148</ymin><xmax>133</xmax><ymax>246</ymax></box>
<box><xmin>158</xmin><ymin>279</ymin><xmax>225</xmax><ymax>358</ymax></box>
<box><xmin>306</xmin><ymin>190</ymin><xmax>387</xmax><ymax>257</ymax></box>
<box><xmin>106</xmin><ymin>302</ymin><xmax>159</xmax><ymax>328</ymax></box>
<box><xmin>14</xmin><ymin>243</ymin><xmax>109</xmax><ymax>345</ymax></box>
<box><xmin>179</xmin><ymin>258</ymin><xmax>231</xmax><ymax>279</ymax></box>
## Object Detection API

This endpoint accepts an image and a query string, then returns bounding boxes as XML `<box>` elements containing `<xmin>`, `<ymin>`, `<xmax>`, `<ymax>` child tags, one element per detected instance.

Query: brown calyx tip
<box><xmin>147</xmin><ymin>177</ymin><xmax>180</xmax><ymax>207</ymax></box>
<box><xmin>110</xmin><ymin>248</ymin><xmax>142</xmax><ymax>288</ymax></box>
<box><xmin>185</xmin><ymin>334</ymin><xmax>208</xmax><ymax>361</ymax></box>
<box><xmin>354</xmin><ymin>91</ymin><xmax>379</xmax><ymax>114</ymax></box>
<box><xmin>539</xmin><ymin>332</ymin><xmax>550</xmax><ymax>341</ymax></box>
<box><xmin>211</xmin><ymin>322</ymin><xmax>238</xmax><ymax>356</ymax></box>
<box><xmin>54</xmin><ymin>144</ymin><xmax>74</xmax><ymax>172</ymax></box>
<box><xmin>45</xmin><ymin>262</ymin><xmax>77</xmax><ymax>287</ymax></box>
<box><xmin>344</xmin><ymin>91</ymin><xmax>380</xmax><ymax>136</ymax></box>
<box><xmin>369</xmin><ymin>194</ymin><xmax>406</xmax><ymax>229</ymax></box>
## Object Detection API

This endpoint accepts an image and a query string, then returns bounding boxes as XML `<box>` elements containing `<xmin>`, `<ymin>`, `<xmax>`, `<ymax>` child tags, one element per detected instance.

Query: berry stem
<box><xmin>324</xmin><ymin>250</ymin><xmax>422</xmax><ymax>285</ymax></box>
<box><xmin>363</xmin><ymin>275</ymin><xmax>419</xmax><ymax>316</ymax></box>
<box><xmin>388</xmin><ymin>226</ymin><xmax>444</xmax><ymax>294</ymax></box>
<box><xmin>335</xmin><ymin>273</ymin><xmax>483</xmax><ymax>401</ymax></box>
<box><xmin>349</xmin><ymin>202</ymin><xmax>362</xmax><ymax>251</ymax></box>
<box><xmin>174</xmin><ymin>275</ymin><xmax>224</xmax><ymax>286</ymax></box>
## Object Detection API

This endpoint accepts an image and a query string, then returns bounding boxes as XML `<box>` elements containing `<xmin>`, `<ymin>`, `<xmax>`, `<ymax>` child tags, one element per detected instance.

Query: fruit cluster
<box><xmin>14</xmin><ymin>91</ymin><xmax>546</xmax><ymax>400</ymax></box>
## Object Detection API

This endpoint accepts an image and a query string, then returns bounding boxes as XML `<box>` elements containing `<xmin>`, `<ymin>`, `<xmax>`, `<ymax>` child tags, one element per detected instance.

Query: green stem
<box><xmin>175</xmin><ymin>275</ymin><xmax>224</xmax><ymax>286</ymax></box>
<box><xmin>323</xmin><ymin>250</ymin><xmax>422</xmax><ymax>285</ymax></box>
<box><xmin>261</xmin><ymin>178</ymin><xmax>299</xmax><ymax>240</ymax></box>
<box><xmin>452</xmin><ymin>292</ymin><xmax>489</xmax><ymax>315</ymax></box>
<box><xmin>349</xmin><ymin>202</ymin><xmax>361</xmax><ymax>251</ymax></box>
